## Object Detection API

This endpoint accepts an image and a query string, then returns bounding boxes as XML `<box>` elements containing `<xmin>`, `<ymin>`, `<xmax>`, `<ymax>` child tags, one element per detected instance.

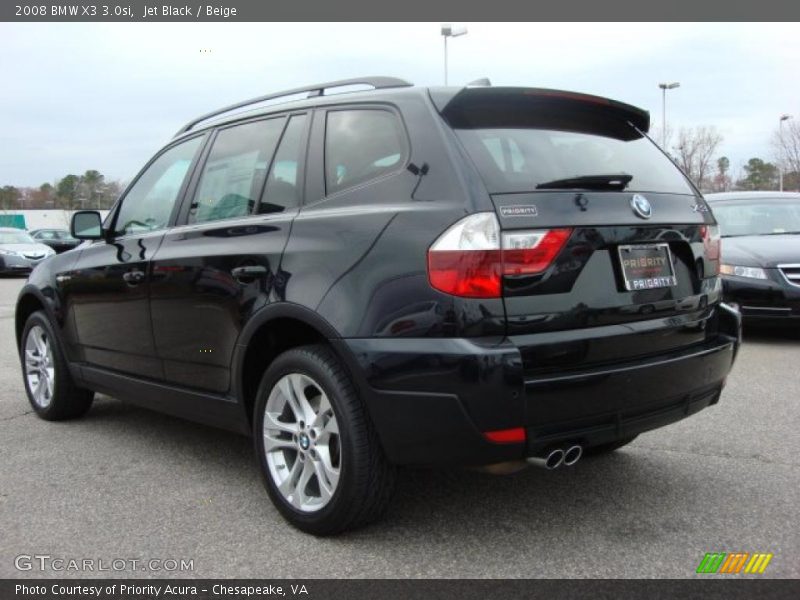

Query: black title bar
<box><xmin>3</xmin><ymin>0</ymin><xmax>800</xmax><ymax>21</ymax></box>
<box><xmin>3</xmin><ymin>579</ymin><xmax>800</xmax><ymax>600</ymax></box>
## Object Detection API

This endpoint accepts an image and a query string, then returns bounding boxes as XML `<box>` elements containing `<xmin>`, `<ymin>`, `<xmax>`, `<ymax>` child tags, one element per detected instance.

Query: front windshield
<box><xmin>712</xmin><ymin>199</ymin><xmax>800</xmax><ymax>237</ymax></box>
<box><xmin>0</xmin><ymin>231</ymin><xmax>36</xmax><ymax>244</ymax></box>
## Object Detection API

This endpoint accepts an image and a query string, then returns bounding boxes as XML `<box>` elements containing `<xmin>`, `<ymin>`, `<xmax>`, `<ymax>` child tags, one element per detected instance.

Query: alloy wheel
<box><xmin>24</xmin><ymin>325</ymin><xmax>55</xmax><ymax>408</ymax></box>
<box><xmin>263</xmin><ymin>373</ymin><xmax>341</xmax><ymax>512</ymax></box>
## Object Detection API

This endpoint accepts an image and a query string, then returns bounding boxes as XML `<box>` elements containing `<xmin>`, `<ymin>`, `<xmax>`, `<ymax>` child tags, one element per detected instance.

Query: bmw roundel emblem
<box><xmin>631</xmin><ymin>194</ymin><xmax>652</xmax><ymax>219</ymax></box>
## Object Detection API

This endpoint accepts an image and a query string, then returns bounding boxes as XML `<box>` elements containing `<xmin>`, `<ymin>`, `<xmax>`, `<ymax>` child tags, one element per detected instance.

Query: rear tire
<box><xmin>20</xmin><ymin>311</ymin><xmax>94</xmax><ymax>421</ymax></box>
<box><xmin>253</xmin><ymin>344</ymin><xmax>396</xmax><ymax>535</ymax></box>
<box><xmin>584</xmin><ymin>435</ymin><xmax>638</xmax><ymax>456</ymax></box>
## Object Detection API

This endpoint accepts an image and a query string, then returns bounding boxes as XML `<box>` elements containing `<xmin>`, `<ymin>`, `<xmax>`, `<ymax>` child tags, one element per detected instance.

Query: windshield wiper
<box><xmin>536</xmin><ymin>173</ymin><xmax>633</xmax><ymax>191</ymax></box>
<box><xmin>762</xmin><ymin>231</ymin><xmax>800</xmax><ymax>236</ymax></box>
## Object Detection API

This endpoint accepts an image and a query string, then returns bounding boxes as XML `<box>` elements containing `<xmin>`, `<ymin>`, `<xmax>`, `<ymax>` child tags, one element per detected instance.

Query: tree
<box><xmin>0</xmin><ymin>185</ymin><xmax>21</xmax><ymax>210</ymax></box>
<box><xmin>79</xmin><ymin>169</ymin><xmax>104</xmax><ymax>208</ymax></box>
<box><xmin>671</xmin><ymin>126</ymin><xmax>723</xmax><ymax>192</ymax></box>
<box><xmin>710</xmin><ymin>156</ymin><xmax>733</xmax><ymax>192</ymax></box>
<box><xmin>773</xmin><ymin>119</ymin><xmax>800</xmax><ymax>192</ymax></box>
<box><xmin>736</xmin><ymin>158</ymin><xmax>779</xmax><ymax>191</ymax></box>
<box><xmin>56</xmin><ymin>174</ymin><xmax>80</xmax><ymax>209</ymax></box>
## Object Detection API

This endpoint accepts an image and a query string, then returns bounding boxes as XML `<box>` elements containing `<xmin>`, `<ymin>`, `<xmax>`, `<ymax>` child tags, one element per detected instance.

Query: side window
<box><xmin>190</xmin><ymin>118</ymin><xmax>285</xmax><ymax>224</ymax></box>
<box><xmin>259</xmin><ymin>114</ymin><xmax>307</xmax><ymax>214</ymax></box>
<box><xmin>324</xmin><ymin>109</ymin><xmax>405</xmax><ymax>195</ymax></box>
<box><xmin>114</xmin><ymin>136</ymin><xmax>203</xmax><ymax>236</ymax></box>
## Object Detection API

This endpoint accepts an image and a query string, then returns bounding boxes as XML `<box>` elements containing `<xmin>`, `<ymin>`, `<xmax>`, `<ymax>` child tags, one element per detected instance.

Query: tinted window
<box><xmin>115</xmin><ymin>136</ymin><xmax>203</xmax><ymax>235</ymax></box>
<box><xmin>456</xmin><ymin>128</ymin><xmax>694</xmax><ymax>195</ymax></box>
<box><xmin>190</xmin><ymin>118</ymin><xmax>285</xmax><ymax>224</ymax></box>
<box><xmin>325</xmin><ymin>109</ymin><xmax>405</xmax><ymax>195</ymax></box>
<box><xmin>259</xmin><ymin>114</ymin><xmax>307</xmax><ymax>214</ymax></box>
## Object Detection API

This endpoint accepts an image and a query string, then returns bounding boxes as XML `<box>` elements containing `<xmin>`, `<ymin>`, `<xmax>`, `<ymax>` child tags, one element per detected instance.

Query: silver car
<box><xmin>0</xmin><ymin>227</ymin><xmax>56</xmax><ymax>274</ymax></box>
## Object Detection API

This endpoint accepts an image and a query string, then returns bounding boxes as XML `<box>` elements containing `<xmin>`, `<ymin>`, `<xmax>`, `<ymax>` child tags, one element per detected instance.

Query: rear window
<box><xmin>456</xmin><ymin>127</ymin><xmax>694</xmax><ymax>195</ymax></box>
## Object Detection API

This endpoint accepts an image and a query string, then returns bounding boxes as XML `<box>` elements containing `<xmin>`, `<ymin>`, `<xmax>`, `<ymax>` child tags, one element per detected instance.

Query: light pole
<box><xmin>658</xmin><ymin>82</ymin><xmax>680</xmax><ymax>147</ymax></box>
<box><xmin>441</xmin><ymin>24</ymin><xmax>467</xmax><ymax>86</ymax></box>
<box><xmin>779</xmin><ymin>114</ymin><xmax>792</xmax><ymax>192</ymax></box>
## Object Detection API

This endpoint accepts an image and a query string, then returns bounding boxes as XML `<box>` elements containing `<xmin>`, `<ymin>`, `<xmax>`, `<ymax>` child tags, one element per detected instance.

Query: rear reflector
<box><xmin>428</xmin><ymin>213</ymin><xmax>572</xmax><ymax>298</ymax></box>
<box><xmin>483</xmin><ymin>427</ymin><xmax>527</xmax><ymax>444</ymax></box>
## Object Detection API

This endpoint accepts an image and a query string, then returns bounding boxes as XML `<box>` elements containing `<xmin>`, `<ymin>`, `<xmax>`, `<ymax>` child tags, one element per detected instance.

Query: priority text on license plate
<box><xmin>617</xmin><ymin>243</ymin><xmax>677</xmax><ymax>291</ymax></box>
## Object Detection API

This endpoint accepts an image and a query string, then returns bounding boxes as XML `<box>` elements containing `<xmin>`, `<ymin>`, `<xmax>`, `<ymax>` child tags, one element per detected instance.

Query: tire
<box><xmin>253</xmin><ymin>344</ymin><xmax>396</xmax><ymax>535</ymax></box>
<box><xmin>20</xmin><ymin>311</ymin><xmax>94</xmax><ymax>421</ymax></box>
<box><xmin>583</xmin><ymin>435</ymin><xmax>638</xmax><ymax>456</ymax></box>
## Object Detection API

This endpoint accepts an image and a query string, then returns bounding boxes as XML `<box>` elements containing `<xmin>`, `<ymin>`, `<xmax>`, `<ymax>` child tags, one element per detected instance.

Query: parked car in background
<box><xmin>0</xmin><ymin>227</ymin><xmax>55</xmax><ymax>275</ymax></box>
<box><xmin>16</xmin><ymin>77</ymin><xmax>740</xmax><ymax>535</ymax></box>
<box><xmin>706</xmin><ymin>192</ymin><xmax>800</xmax><ymax>322</ymax></box>
<box><xmin>29</xmin><ymin>228</ymin><xmax>81</xmax><ymax>254</ymax></box>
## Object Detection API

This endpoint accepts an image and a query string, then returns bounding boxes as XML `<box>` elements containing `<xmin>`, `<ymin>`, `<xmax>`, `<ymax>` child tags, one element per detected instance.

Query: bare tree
<box><xmin>649</xmin><ymin>124</ymin><xmax>674</xmax><ymax>154</ymax></box>
<box><xmin>773</xmin><ymin>119</ymin><xmax>800</xmax><ymax>191</ymax></box>
<box><xmin>671</xmin><ymin>126</ymin><xmax>723</xmax><ymax>192</ymax></box>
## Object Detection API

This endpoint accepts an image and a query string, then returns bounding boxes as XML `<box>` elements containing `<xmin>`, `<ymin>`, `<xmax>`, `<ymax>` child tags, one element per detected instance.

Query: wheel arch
<box><xmin>15</xmin><ymin>285</ymin><xmax>55</xmax><ymax>350</ymax></box>
<box><xmin>233</xmin><ymin>303</ymin><xmax>352</xmax><ymax>429</ymax></box>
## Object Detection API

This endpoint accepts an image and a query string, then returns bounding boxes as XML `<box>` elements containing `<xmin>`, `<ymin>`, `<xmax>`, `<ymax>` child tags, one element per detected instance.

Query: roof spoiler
<box><xmin>430</xmin><ymin>87</ymin><xmax>650</xmax><ymax>140</ymax></box>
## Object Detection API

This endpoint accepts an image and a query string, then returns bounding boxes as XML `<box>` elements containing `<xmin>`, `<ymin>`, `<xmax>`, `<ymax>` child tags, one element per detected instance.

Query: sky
<box><xmin>1</xmin><ymin>22</ymin><xmax>798</xmax><ymax>187</ymax></box>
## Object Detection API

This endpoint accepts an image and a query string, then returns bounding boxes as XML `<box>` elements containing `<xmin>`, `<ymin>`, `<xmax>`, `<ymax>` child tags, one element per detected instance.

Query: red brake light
<box><xmin>427</xmin><ymin>213</ymin><xmax>572</xmax><ymax>298</ymax></box>
<box><xmin>502</xmin><ymin>229</ymin><xmax>573</xmax><ymax>275</ymax></box>
<box><xmin>427</xmin><ymin>249</ymin><xmax>503</xmax><ymax>298</ymax></box>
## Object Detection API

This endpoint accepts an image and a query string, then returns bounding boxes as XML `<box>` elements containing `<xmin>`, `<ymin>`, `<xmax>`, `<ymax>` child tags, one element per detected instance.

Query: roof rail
<box><xmin>174</xmin><ymin>76</ymin><xmax>413</xmax><ymax>136</ymax></box>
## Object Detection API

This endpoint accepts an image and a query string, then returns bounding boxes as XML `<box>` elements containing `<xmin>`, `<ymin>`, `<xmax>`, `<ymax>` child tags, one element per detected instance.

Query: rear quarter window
<box><xmin>324</xmin><ymin>109</ymin><xmax>406</xmax><ymax>195</ymax></box>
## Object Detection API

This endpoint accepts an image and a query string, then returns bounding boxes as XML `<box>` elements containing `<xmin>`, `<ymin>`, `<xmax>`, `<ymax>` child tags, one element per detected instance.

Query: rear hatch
<box><xmin>434</xmin><ymin>87</ymin><xmax>721</xmax><ymax>375</ymax></box>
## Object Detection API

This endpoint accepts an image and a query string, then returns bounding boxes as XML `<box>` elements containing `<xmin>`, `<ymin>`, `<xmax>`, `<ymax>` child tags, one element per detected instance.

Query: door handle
<box><xmin>231</xmin><ymin>265</ymin><xmax>267</xmax><ymax>283</ymax></box>
<box><xmin>122</xmin><ymin>269</ymin><xmax>146</xmax><ymax>285</ymax></box>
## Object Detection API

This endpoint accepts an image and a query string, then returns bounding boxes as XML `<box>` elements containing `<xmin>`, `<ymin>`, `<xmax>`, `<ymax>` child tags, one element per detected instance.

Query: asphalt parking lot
<box><xmin>0</xmin><ymin>276</ymin><xmax>798</xmax><ymax>579</ymax></box>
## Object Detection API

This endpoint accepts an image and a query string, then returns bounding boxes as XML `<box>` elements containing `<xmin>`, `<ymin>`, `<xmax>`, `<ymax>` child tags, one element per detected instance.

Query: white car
<box><xmin>0</xmin><ymin>227</ymin><xmax>56</xmax><ymax>275</ymax></box>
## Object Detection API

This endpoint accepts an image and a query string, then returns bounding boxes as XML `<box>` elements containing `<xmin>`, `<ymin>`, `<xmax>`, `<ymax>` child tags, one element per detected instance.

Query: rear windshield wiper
<box><xmin>535</xmin><ymin>173</ymin><xmax>633</xmax><ymax>191</ymax></box>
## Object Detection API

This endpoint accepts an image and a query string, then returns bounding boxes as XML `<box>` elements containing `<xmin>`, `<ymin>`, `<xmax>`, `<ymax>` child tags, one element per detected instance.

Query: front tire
<box><xmin>253</xmin><ymin>344</ymin><xmax>395</xmax><ymax>535</ymax></box>
<box><xmin>20</xmin><ymin>311</ymin><xmax>94</xmax><ymax>420</ymax></box>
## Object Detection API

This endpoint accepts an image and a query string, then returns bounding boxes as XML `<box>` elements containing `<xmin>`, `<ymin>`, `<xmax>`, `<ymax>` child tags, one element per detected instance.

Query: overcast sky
<box><xmin>1</xmin><ymin>22</ymin><xmax>798</xmax><ymax>187</ymax></box>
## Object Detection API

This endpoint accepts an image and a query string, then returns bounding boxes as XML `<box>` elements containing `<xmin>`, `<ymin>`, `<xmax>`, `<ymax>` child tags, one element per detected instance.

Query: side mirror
<box><xmin>71</xmin><ymin>210</ymin><xmax>104</xmax><ymax>240</ymax></box>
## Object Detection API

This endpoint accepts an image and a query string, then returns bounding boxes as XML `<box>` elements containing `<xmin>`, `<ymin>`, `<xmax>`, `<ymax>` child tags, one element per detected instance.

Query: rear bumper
<box><xmin>337</xmin><ymin>305</ymin><xmax>740</xmax><ymax>467</ymax></box>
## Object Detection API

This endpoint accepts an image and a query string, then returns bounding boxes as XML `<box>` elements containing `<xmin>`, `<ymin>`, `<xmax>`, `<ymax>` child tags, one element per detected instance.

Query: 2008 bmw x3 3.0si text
<box><xmin>15</xmin><ymin>77</ymin><xmax>741</xmax><ymax>535</ymax></box>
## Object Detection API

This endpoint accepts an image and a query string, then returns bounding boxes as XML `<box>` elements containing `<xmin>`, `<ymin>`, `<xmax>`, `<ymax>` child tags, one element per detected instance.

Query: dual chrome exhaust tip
<box><xmin>526</xmin><ymin>444</ymin><xmax>583</xmax><ymax>470</ymax></box>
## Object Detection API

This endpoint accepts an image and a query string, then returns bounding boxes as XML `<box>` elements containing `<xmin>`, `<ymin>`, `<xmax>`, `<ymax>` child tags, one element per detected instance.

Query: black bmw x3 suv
<box><xmin>16</xmin><ymin>77</ymin><xmax>741</xmax><ymax>534</ymax></box>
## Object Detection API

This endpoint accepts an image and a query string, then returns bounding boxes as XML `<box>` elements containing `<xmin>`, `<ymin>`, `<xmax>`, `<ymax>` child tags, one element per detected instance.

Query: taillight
<box><xmin>502</xmin><ymin>229</ymin><xmax>573</xmax><ymax>275</ymax></box>
<box><xmin>427</xmin><ymin>213</ymin><xmax>572</xmax><ymax>298</ymax></box>
<box><xmin>701</xmin><ymin>224</ymin><xmax>721</xmax><ymax>275</ymax></box>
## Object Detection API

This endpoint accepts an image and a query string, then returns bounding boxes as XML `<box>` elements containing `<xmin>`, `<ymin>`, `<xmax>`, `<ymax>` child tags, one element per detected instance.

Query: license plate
<box><xmin>617</xmin><ymin>244</ymin><xmax>677</xmax><ymax>291</ymax></box>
